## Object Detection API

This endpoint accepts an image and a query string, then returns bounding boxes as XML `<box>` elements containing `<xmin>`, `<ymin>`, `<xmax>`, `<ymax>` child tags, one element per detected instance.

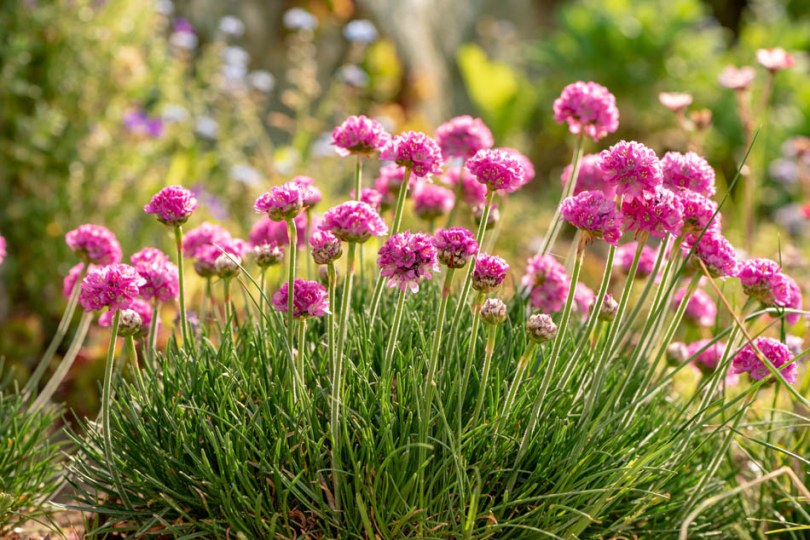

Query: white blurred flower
<box><xmin>343</xmin><ymin>20</ymin><xmax>378</xmax><ymax>43</ymax></box>
<box><xmin>336</xmin><ymin>64</ymin><xmax>368</xmax><ymax>87</ymax></box>
<box><xmin>155</xmin><ymin>0</ymin><xmax>174</xmax><ymax>16</ymax></box>
<box><xmin>221</xmin><ymin>46</ymin><xmax>250</xmax><ymax>67</ymax></box>
<box><xmin>283</xmin><ymin>8</ymin><xmax>318</xmax><ymax>31</ymax></box>
<box><xmin>170</xmin><ymin>31</ymin><xmax>198</xmax><ymax>50</ymax></box>
<box><xmin>219</xmin><ymin>15</ymin><xmax>245</xmax><ymax>37</ymax></box>
<box><xmin>161</xmin><ymin>103</ymin><xmax>189</xmax><ymax>123</ymax></box>
<box><xmin>229</xmin><ymin>163</ymin><xmax>262</xmax><ymax>186</ymax></box>
<box><xmin>248</xmin><ymin>70</ymin><xmax>275</xmax><ymax>93</ymax></box>
<box><xmin>195</xmin><ymin>116</ymin><xmax>218</xmax><ymax>139</ymax></box>
<box><xmin>222</xmin><ymin>63</ymin><xmax>247</xmax><ymax>82</ymax></box>
<box><xmin>311</xmin><ymin>132</ymin><xmax>334</xmax><ymax>158</ymax></box>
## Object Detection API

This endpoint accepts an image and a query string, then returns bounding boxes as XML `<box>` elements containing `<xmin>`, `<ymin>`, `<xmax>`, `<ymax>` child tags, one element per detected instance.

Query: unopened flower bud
<box><xmin>666</xmin><ymin>342</ymin><xmax>689</xmax><ymax>367</ymax></box>
<box><xmin>599</xmin><ymin>294</ymin><xmax>619</xmax><ymax>322</ymax></box>
<box><xmin>118</xmin><ymin>309</ymin><xmax>143</xmax><ymax>337</ymax></box>
<box><xmin>215</xmin><ymin>253</ymin><xmax>241</xmax><ymax>279</ymax></box>
<box><xmin>526</xmin><ymin>313</ymin><xmax>557</xmax><ymax>344</ymax></box>
<box><xmin>253</xmin><ymin>242</ymin><xmax>284</xmax><ymax>268</ymax></box>
<box><xmin>310</xmin><ymin>231</ymin><xmax>343</xmax><ymax>265</ymax></box>
<box><xmin>194</xmin><ymin>258</ymin><xmax>217</xmax><ymax>278</ymax></box>
<box><xmin>473</xmin><ymin>202</ymin><xmax>499</xmax><ymax>230</ymax></box>
<box><xmin>480</xmin><ymin>298</ymin><xmax>507</xmax><ymax>325</ymax></box>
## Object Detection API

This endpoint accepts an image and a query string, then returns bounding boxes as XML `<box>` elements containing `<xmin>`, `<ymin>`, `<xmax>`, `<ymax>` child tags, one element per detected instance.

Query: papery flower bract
<box><xmin>98</xmin><ymin>297</ymin><xmax>154</xmax><ymax>336</ymax></box>
<box><xmin>480</xmin><ymin>298</ymin><xmax>508</xmax><ymax>325</ymax></box>
<box><xmin>249</xmin><ymin>214</ymin><xmax>309</xmax><ymax>249</ymax></box>
<box><xmin>661</xmin><ymin>151</ymin><xmax>716</xmax><ymax>197</ymax></box>
<box><xmin>331</xmin><ymin>115</ymin><xmax>390</xmax><ymax>157</ymax></box>
<box><xmin>215</xmin><ymin>253</ymin><xmax>241</xmax><ymax>279</ymax></box>
<box><xmin>65</xmin><ymin>224</ymin><xmax>123</xmax><ymax>265</ymax></box>
<box><xmin>553</xmin><ymin>81</ymin><xmax>619</xmax><ymax>142</ymax></box>
<box><xmin>522</xmin><ymin>254</ymin><xmax>571</xmax><ymax>313</ymax></box>
<box><xmin>737</xmin><ymin>258</ymin><xmax>792</xmax><ymax>307</ymax></box>
<box><xmin>678</xmin><ymin>191</ymin><xmax>719</xmax><ymax>236</ymax></box>
<box><xmin>254</xmin><ymin>183</ymin><xmax>305</xmax><ymax>222</ymax></box>
<box><xmin>732</xmin><ymin>336</ymin><xmax>797</xmax><ymax>383</ymax></box>
<box><xmin>659</xmin><ymin>92</ymin><xmax>693</xmax><ymax>112</ymax></box>
<box><xmin>144</xmin><ymin>185</ymin><xmax>198</xmax><ymax>226</ymax></box>
<box><xmin>783</xmin><ymin>275</ymin><xmax>803</xmax><ymax>325</ymax></box>
<box><xmin>756</xmin><ymin>48</ymin><xmax>795</xmax><ymax>72</ymax></box>
<box><xmin>672</xmin><ymin>286</ymin><xmax>717</xmax><ymax>327</ymax></box>
<box><xmin>377</xmin><ymin>231</ymin><xmax>440</xmax><ymax>292</ymax></box>
<box><xmin>183</xmin><ymin>222</ymin><xmax>232</xmax><ymax>258</ymax></box>
<box><xmin>310</xmin><ymin>231</ymin><xmax>343</xmax><ymax>265</ymax></box>
<box><xmin>600</xmin><ymin>140</ymin><xmax>663</xmax><ymax>201</ymax></box>
<box><xmin>718</xmin><ymin>66</ymin><xmax>756</xmax><ymax>90</ymax></box>
<box><xmin>561</xmin><ymin>153</ymin><xmax>616</xmax><ymax>198</ymax></box>
<box><xmin>466</xmin><ymin>149</ymin><xmax>526</xmax><ymax>193</ymax></box>
<box><xmin>320</xmin><ymin>201</ymin><xmax>388</xmax><ymax>243</ymax></box>
<box><xmin>621</xmin><ymin>187</ymin><xmax>684</xmax><ymax>240</ymax></box>
<box><xmin>573</xmin><ymin>283</ymin><xmax>595</xmax><ymax>322</ymax></box>
<box><xmin>526</xmin><ymin>314</ymin><xmax>558</xmax><ymax>343</ymax></box>
<box><xmin>380</xmin><ymin>131</ymin><xmax>443</xmax><ymax>178</ymax></box>
<box><xmin>502</xmin><ymin>148</ymin><xmax>535</xmax><ymax>185</ymax></box>
<box><xmin>272</xmin><ymin>279</ymin><xmax>329</xmax><ymax>319</ymax></box>
<box><xmin>350</xmin><ymin>187</ymin><xmax>383</xmax><ymax>212</ymax></box>
<box><xmin>616</xmin><ymin>241</ymin><xmax>657</xmax><ymax>278</ymax></box>
<box><xmin>412</xmin><ymin>183</ymin><xmax>455</xmax><ymax>221</ymax></box>
<box><xmin>434</xmin><ymin>115</ymin><xmax>494</xmax><ymax>160</ymax></box>
<box><xmin>472</xmin><ymin>254</ymin><xmax>509</xmax><ymax>293</ymax></box>
<box><xmin>560</xmin><ymin>190</ymin><xmax>623</xmax><ymax>246</ymax></box>
<box><xmin>600</xmin><ymin>294</ymin><xmax>619</xmax><ymax>321</ymax></box>
<box><xmin>684</xmin><ymin>231</ymin><xmax>738</xmax><ymax>278</ymax></box>
<box><xmin>131</xmin><ymin>247</ymin><xmax>180</xmax><ymax>302</ymax></box>
<box><xmin>432</xmin><ymin>227</ymin><xmax>479</xmax><ymax>269</ymax></box>
<box><xmin>288</xmin><ymin>176</ymin><xmax>322</xmax><ymax>207</ymax></box>
<box><xmin>79</xmin><ymin>263</ymin><xmax>145</xmax><ymax>312</ymax></box>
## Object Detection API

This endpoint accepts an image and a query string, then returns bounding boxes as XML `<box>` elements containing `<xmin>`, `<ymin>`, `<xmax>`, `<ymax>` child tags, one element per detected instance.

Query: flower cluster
<box><xmin>678</xmin><ymin>191</ymin><xmax>719</xmax><ymax>236</ymax></box>
<box><xmin>732</xmin><ymin>337</ymin><xmax>797</xmax><ymax>383</ymax></box>
<box><xmin>193</xmin><ymin>238</ymin><xmax>249</xmax><ymax>278</ymax></box>
<box><xmin>144</xmin><ymin>185</ymin><xmax>198</xmax><ymax>226</ymax></box>
<box><xmin>380</xmin><ymin>131</ymin><xmax>443</xmax><ymax>178</ymax></box>
<box><xmin>684</xmin><ymin>232</ymin><xmax>738</xmax><ymax>278</ymax></box>
<box><xmin>526</xmin><ymin>314</ymin><xmax>558</xmax><ymax>343</ymax></box>
<box><xmin>621</xmin><ymin>187</ymin><xmax>684</xmax><ymax>239</ymax></box>
<box><xmin>600</xmin><ymin>141</ymin><xmax>662</xmax><ymax>201</ymax></box>
<box><xmin>466</xmin><ymin>149</ymin><xmax>526</xmax><ymax>193</ymax></box>
<box><xmin>718</xmin><ymin>66</ymin><xmax>756</xmax><ymax>90</ymax></box>
<box><xmin>131</xmin><ymin>248</ymin><xmax>180</xmax><ymax>302</ymax></box>
<box><xmin>351</xmin><ymin>188</ymin><xmax>383</xmax><ymax>212</ymax></box>
<box><xmin>254</xmin><ymin>183</ymin><xmax>305</xmax><ymax>222</ymax></box>
<box><xmin>249</xmin><ymin>214</ymin><xmax>308</xmax><ymax>249</ymax></box>
<box><xmin>659</xmin><ymin>92</ymin><xmax>693</xmax><ymax>113</ymax></box>
<box><xmin>442</xmin><ymin>168</ymin><xmax>487</xmax><ymax>207</ymax></box>
<box><xmin>737</xmin><ymin>258</ymin><xmax>792</xmax><ymax>307</ymax></box>
<box><xmin>331</xmin><ymin>115</ymin><xmax>390</xmax><ymax>157</ymax></box>
<box><xmin>432</xmin><ymin>227</ymin><xmax>479</xmax><ymax>269</ymax></box>
<box><xmin>98</xmin><ymin>297</ymin><xmax>153</xmax><ymax>336</ymax></box>
<box><xmin>377</xmin><ymin>231</ymin><xmax>440</xmax><ymax>292</ymax></box>
<box><xmin>320</xmin><ymin>201</ymin><xmax>388</xmax><ymax>243</ymax></box>
<box><xmin>756</xmin><ymin>48</ymin><xmax>795</xmax><ymax>72</ymax></box>
<box><xmin>661</xmin><ymin>152</ymin><xmax>716</xmax><ymax>197</ymax></box>
<box><xmin>253</xmin><ymin>242</ymin><xmax>284</xmax><ymax>268</ymax></box>
<box><xmin>310</xmin><ymin>231</ymin><xmax>343</xmax><ymax>265</ymax></box>
<box><xmin>472</xmin><ymin>254</ymin><xmax>509</xmax><ymax>293</ymax></box>
<box><xmin>412</xmin><ymin>183</ymin><xmax>455</xmax><ymax>221</ymax></box>
<box><xmin>289</xmin><ymin>176</ymin><xmax>322</xmax><ymax>207</ymax></box>
<box><xmin>434</xmin><ymin>115</ymin><xmax>494</xmax><ymax>160</ymax></box>
<box><xmin>616</xmin><ymin>242</ymin><xmax>657</xmax><ymax>278</ymax></box>
<box><xmin>184</xmin><ymin>222</ymin><xmax>233</xmax><ymax>258</ymax></box>
<box><xmin>553</xmin><ymin>81</ymin><xmax>619</xmax><ymax>142</ymax></box>
<box><xmin>79</xmin><ymin>263</ymin><xmax>145</xmax><ymax>312</ymax></box>
<box><xmin>502</xmin><ymin>148</ymin><xmax>535</xmax><ymax>185</ymax></box>
<box><xmin>522</xmin><ymin>255</ymin><xmax>571</xmax><ymax>313</ymax></box>
<box><xmin>561</xmin><ymin>153</ymin><xmax>615</xmax><ymax>198</ymax></box>
<box><xmin>480</xmin><ymin>298</ymin><xmax>507</xmax><ymax>325</ymax></box>
<box><xmin>672</xmin><ymin>286</ymin><xmax>716</xmax><ymax>327</ymax></box>
<box><xmin>65</xmin><ymin>224</ymin><xmax>123</xmax><ymax>265</ymax></box>
<box><xmin>560</xmin><ymin>190</ymin><xmax>623</xmax><ymax>246</ymax></box>
<box><xmin>272</xmin><ymin>279</ymin><xmax>329</xmax><ymax>319</ymax></box>
<box><xmin>687</xmin><ymin>339</ymin><xmax>727</xmax><ymax>373</ymax></box>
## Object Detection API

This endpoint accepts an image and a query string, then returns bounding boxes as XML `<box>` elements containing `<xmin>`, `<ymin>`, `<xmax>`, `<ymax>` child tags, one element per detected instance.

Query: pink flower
<box><xmin>254</xmin><ymin>183</ymin><xmax>305</xmax><ymax>222</ymax></box>
<box><xmin>561</xmin><ymin>153</ymin><xmax>616</xmax><ymax>198</ymax></box>
<box><xmin>732</xmin><ymin>336</ymin><xmax>797</xmax><ymax>383</ymax></box>
<box><xmin>756</xmin><ymin>48</ymin><xmax>795</xmax><ymax>72</ymax></box>
<box><xmin>678</xmin><ymin>191</ymin><xmax>720</xmax><ymax>236</ymax></box>
<box><xmin>600</xmin><ymin>141</ymin><xmax>663</xmax><ymax>201</ymax></box>
<box><xmin>380</xmin><ymin>131</ymin><xmax>443</xmax><ymax>178</ymax></box>
<box><xmin>288</xmin><ymin>176</ymin><xmax>322</xmax><ymax>207</ymax></box>
<box><xmin>659</xmin><ymin>92</ymin><xmax>693</xmax><ymax>112</ymax></box>
<box><xmin>783</xmin><ymin>275</ymin><xmax>803</xmax><ymax>325</ymax></box>
<box><xmin>63</xmin><ymin>263</ymin><xmax>96</xmax><ymax>298</ymax></box>
<box><xmin>432</xmin><ymin>227</ymin><xmax>479</xmax><ymax>269</ymax></box>
<box><xmin>193</xmin><ymin>238</ymin><xmax>249</xmax><ymax>278</ymax></box>
<box><xmin>183</xmin><ymin>222</ymin><xmax>232</xmax><ymax>258</ymax></box>
<box><xmin>309</xmin><ymin>231</ymin><xmax>343</xmax><ymax>264</ymax></box>
<box><xmin>560</xmin><ymin>190</ymin><xmax>623</xmax><ymax>246</ymax></box>
<box><xmin>0</xmin><ymin>234</ymin><xmax>5</xmax><ymax>265</ymax></box>
<box><xmin>661</xmin><ymin>151</ymin><xmax>716</xmax><ymax>197</ymax></box>
<box><xmin>272</xmin><ymin>278</ymin><xmax>329</xmax><ymax>318</ymax></box>
<box><xmin>377</xmin><ymin>231</ymin><xmax>440</xmax><ymax>292</ymax></box>
<box><xmin>320</xmin><ymin>201</ymin><xmax>388</xmax><ymax>243</ymax></box>
<box><xmin>375</xmin><ymin>164</ymin><xmax>414</xmax><ymax>210</ymax></box>
<box><xmin>616</xmin><ymin>241</ymin><xmax>657</xmax><ymax>278</ymax></box>
<box><xmin>622</xmin><ymin>187</ymin><xmax>684</xmax><ymax>240</ymax></box>
<box><xmin>522</xmin><ymin>254</ymin><xmax>571</xmax><ymax>313</ymax></box>
<box><xmin>684</xmin><ymin>232</ymin><xmax>738</xmax><ymax>278</ymax></box>
<box><xmin>472</xmin><ymin>254</ymin><xmax>509</xmax><ymax>293</ymax></box>
<box><xmin>331</xmin><ymin>115</ymin><xmax>390</xmax><ymax>157</ymax></box>
<box><xmin>79</xmin><ymin>263</ymin><xmax>145</xmax><ymax>312</ymax></box>
<box><xmin>253</xmin><ymin>242</ymin><xmax>284</xmax><ymax>268</ymax></box>
<box><xmin>99</xmin><ymin>297</ymin><xmax>154</xmax><ymax>334</ymax></box>
<box><xmin>718</xmin><ymin>66</ymin><xmax>756</xmax><ymax>90</ymax></box>
<box><xmin>441</xmin><ymin>168</ymin><xmax>487</xmax><ymax>207</ymax></box>
<box><xmin>249</xmin><ymin>213</ymin><xmax>309</xmax><ymax>249</ymax></box>
<box><xmin>350</xmin><ymin>187</ymin><xmax>383</xmax><ymax>212</ymax></box>
<box><xmin>144</xmin><ymin>185</ymin><xmax>198</xmax><ymax>226</ymax></box>
<box><xmin>687</xmin><ymin>339</ymin><xmax>727</xmax><ymax>374</ymax></box>
<box><xmin>434</xmin><ymin>115</ymin><xmax>494</xmax><ymax>160</ymax></box>
<box><xmin>737</xmin><ymin>258</ymin><xmax>792</xmax><ymax>307</ymax></box>
<box><xmin>573</xmin><ymin>282</ymin><xmax>595</xmax><ymax>322</ymax></box>
<box><xmin>553</xmin><ymin>81</ymin><xmax>620</xmax><ymax>142</ymax></box>
<box><xmin>502</xmin><ymin>148</ymin><xmax>535</xmax><ymax>185</ymax></box>
<box><xmin>65</xmin><ymin>224</ymin><xmax>123</xmax><ymax>265</ymax></box>
<box><xmin>672</xmin><ymin>286</ymin><xmax>716</xmax><ymax>327</ymax></box>
<box><xmin>412</xmin><ymin>183</ymin><xmax>455</xmax><ymax>221</ymax></box>
<box><xmin>466</xmin><ymin>149</ymin><xmax>526</xmax><ymax>193</ymax></box>
<box><xmin>131</xmin><ymin>247</ymin><xmax>179</xmax><ymax>302</ymax></box>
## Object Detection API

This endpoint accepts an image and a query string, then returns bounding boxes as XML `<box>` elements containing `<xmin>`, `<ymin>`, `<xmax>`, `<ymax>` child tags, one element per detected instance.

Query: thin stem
<box><xmin>125</xmin><ymin>336</ymin><xmax>146</xmax><ymax>396</ymax></box>
<box><xmin>458</xmin><ymin>291</ymin><xmax>483</xmax><ymax>426</ymax></box>
<box><xmin>537</xmin><ymin>134</ymin><xmax>584</xmax><ymax>256</ymax></box>
<box><xmin>616</xmin><ymin>236</ymin><xmax>670</xmax><ymax>343</ymax></box>
<box><xmin>498</xmin><ymin>342</ymin><xmax>538</xmax><ymax>433</ymax></box>
<box><xmin>327</xmin><ymin>262</ymin><xmax>336</xmax><ymax>375</ymax></box>
<box><xmin>471</xmin><ymin>322</ymin><xmax>498</xmax><ymax>427</ymax></box>
<box><xmin>354</xmin><ymin>155</ymin><xmax>363</xmax><ymax>201</ymax></box>
<box><xmin>147</xmin><ymin>299</ymin><xmax>160</xmax><ymax>368</ymax></box>
<box><xmin>173</xmin><ymin>226</ymin><xmax>190</xmax><ymax>349</ymax></box>
<box><xmin>383</xmin><ymin>287</ymin><xmax>408</xmax><ymax>378</ymax></box>
<box><xmin>223</xmin><ymin>278</ymin><xmax>233</xmax><ymax>341</ymax></box>
<box><xmin>286</xmin><ymin>218</ymin><xmax>298</xmax><ymax>348</ymax></box>
<box><xmin>296</xmin><ymin>319</ymin><xmax>307</xmax><ymax>403</ymax></box>
<box><xmin>258</xmin><ymin>269</ymin><xmax>266</xmax><ymax>334</ymax></box>
<box><xmin>425</xmin><ymin>268</ymin><xmax>456</xmax><ymax>405</ymax></box>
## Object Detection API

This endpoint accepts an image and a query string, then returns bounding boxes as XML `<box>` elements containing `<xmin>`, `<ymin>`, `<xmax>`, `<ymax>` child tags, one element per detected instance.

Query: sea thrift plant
<box><xmin>616</xmin><ymin>242</ymin><xmax>657</xmax><ymax>278</ymax></box>
<box><xmin>412</xmin><ymin>183</ymin><xmax>455</xmax><ymax>223</ymax></box>
<box><xmin>560</xmin><ymin>190</ymin><xmax>623</xmax><ymax>246</ymax></box>
<box><xmin>737</xmin><ymin>258</ymin><xmax>792</xmax><ymax>307</ymax></box>
<box><xmin>658</xmin><ymin>92</ymin><xmax>693</xmax><ymax>113</ymax></box>
<box><xmin>380</xmin><ymin>131</ymin><xmax>443</xmax><ymax>178</ymax></box>
<box><xmin>553</xmin><ymin>81</ymin><xmax>619</xmax><ymax>142</ymax></box>
<box><xmin>561</xmin><ymin>153</ymin><xmax>616</xmax><ymax>198</ymax></box>
<box><xmin>687</xmin><ymin>339</ymin><xmax>727</xmax><ymax>373</ymax></box>
<box><xmin>442</xmin><ymin>168</ymin><xmax>488</xmax><ymax>207</ymax></box>
<box><xmin>310</xmin><ymin>231</ymin><xmax>343</xmax><ymax>265</ymax></box>
<box><xmin>331</xmin><ymin>115</ymin><xmax>390</xmax><ymax>157</ymax></box>
<box><xmin>685</xmin><ymin>232</ymin><xmax>738</xmax><ymax>278</ymax></box>
<box><xmin>253</xmin><ymin>242</ymin><xmax>284</xmax><ymax>268</ymax></box>
<box><xmin>472</xmin><ymin>254</ymin><xmax>509</xmax><ymax>293</ymax></box>
<box><xmin>466</xmin><ymin>149</ymin><xmax>526</xmax><ymax>193</ymax></box>
<box><xmin>320</xmin><ymin>201</ymin><xmax>388</xmax><ymax>243</ymax></box>
<box><xmin>502</xmin><ymin>148</ymin><xmax>535</xmax><ymax>185</ymax></box>
<box><xmin>144</xmin><ymin>185</ymin><xmax>198</xmax><ymax>226</ymax></box>
<box><xmin>254</xmin><ymin>183</ymin><xmax>305</xmax><ymax>222</ymax></box>
<box><xmin>432</xmin><ymin>227</ymin><xmax>479</xmax><ymax>269</ymax></box>
<box><xmin>522</xmin><ymin>255</ymin><xmax>571</xmax><ymax>313</ymax></box>
<box><xmin>65</xmin><ymin>224</ymin><xmax>123</xmax><ymax>265</ymax></box>
<box><xmin>131</xmin><ymin>248</ymin><xmax>180</xmax><ymax>302</ymax></box>
<box><xmin>272</xmin><ymin>279</ymin><xmax>329</xmax><ymax>319</ymax></box>
<box><xmin>434</xmin><ymin>115</ymin><xmax>494</xmax><ymax>160</ymax></box>
<box><xmin>480</xmin><ymin>298</ymin><xmax>507</xmax><ymax>325</ymax></box>
<box><xmin>600</xmin><ymin>140</ymin><xmax>663</xmax><ymax>201</ymax></box>
<box><xmin>79</xmin><ymin>264</ymin><xmax>145</xmax><ymax>312</ymax></box>
<box><xmin>183</xmin><ymin>222</ymin><xmax>232</xmax><ymax>258</ymax></box>
<box><xmin>661</xmin><ymin>152</ymin><xmax>717</xmax><ymax>197</ymax></box>
<box><xmin>756</xmin><ymin>47</ymin><xmax>795</xmax><ymax>72</ymax></box>
<box><xmin>526</xmin><ymin>313</ymin><xmax>558</xmax><ymax>343</ymax></box>
<box><xmin>351</xmin><ymin>187</ymin><xmax>383</xmax><ymax>212</ymax></box>
<box><xmin>732</xmin><ymin>337</ymin><xmax>797</xmax><ymax>383</ymax></box>
<box><xmin>377</xmin><ymin>231</ymin><xmax>439</xmax><ymax>293</ymax></box>
<box><xmin>621</xmin><ymin>187</ymin><xmax>684</xmax><ymax>239</ymax></box>
<box><xmin>99</xmin><ymin>297</ymin><xmax>153</xmax><ymax>337</ymax></box>
<box><xmin>672</xmin><ymin>286</ymin><xmax>717</xmax><ymax>327</ymax></box>
<box><xmin>678</xmin><ymin>191</ymin><xmax>719</xmax><ymax>236</ymax></box>
<box><xmin>600</xmin><ymin>293</ymin><xmax>619</xmax><ymax>321</ymax></box>
<box><xmin>718</xmin><ymin>66</ymin><xmax>756</xmax><ymax>90</ymax></box>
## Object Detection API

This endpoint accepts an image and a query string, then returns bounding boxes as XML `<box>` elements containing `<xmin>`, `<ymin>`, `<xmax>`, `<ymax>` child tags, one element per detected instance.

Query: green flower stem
<box><xmin>368</xmin><ymin>166</ymin><xmax>413</xmax><ymax>325</ymax></box>
<box><xmin>125</xmin><ymin>335</ymin><xmax>146</xmax><ymax>396</ymax></box>
<box><xmin>258</xmin><ymin>269</ymin><xmax>266</xmax><ymax>335</ymax></box>
<box><xmin>29</xmin><ymin>311</ymin><xmax>93</xmax><ymax>413</ymax></box>
<box><xmin>306</xmin><ymin>208</ymin><xmax>314</xmax><ymax>281</ymax></box>
<box><xmin>24</xmin><ymin>263</ymin><xmax>85</xmax><ymax>396</ymax></box>
<box><xmin>443</xmin><ymin>163</ymin><xmax>464</xmax><ymax>229</ymax></box>
<box><xmin>286</xmin><ymin>218</ymin><xmax>298</xmax><ymax>349</ymax></box>
<box><xmin>383</xmin><ymin>286</ymin><xmax>408</xmax><ymax>379</ymax></box>
<box><xmin>615</xmin><ymin>235</ymin><xmax>670</xmax><ymax>343</ymax></box>
<box><xmin>327</xmin><ymin>262</ymin><xmax>337</xmax><ymax>372</ymax></box>
<box><xmin>498</xmin><ymin>342</ymin><xmax>539</xmax><ymax>433</ymax></box>
<box><xmin>471</xmin><ymin>322</ymin><xmax>499</xmax><ymax>428</ymax></box>
<box><xmin>354</xmin><ymin>154</ymin><xmax>363</xmax><ymax>201</ymax></box>
<box><xmin>101</xmin><ymin>310</ymin><xmax>133</xmax><ymax>512</ymax></box>
<box><xmin>296</xmin><ymin>319</ymin><xmax>307</xmax><ymax>403</ymax></box>
<box><xmin>425</xmin><ymin>268</ymin><xmax>456</xmax><ymax>404</ymax></box>
<box><xmin>223</xmin><ymin>277</ymin><xmax>234</xmax><ymax>341</ymax></box>
<box><xmin>173</xmin><ymin>226</ymin><xmax>190</xmax><ymax>350</ymax></box>
<box><xmin>201</xmin><ymin>277</ymin><xmax>212</xmax><ymax>328</ymax></box>
<box><xmin>147</xmin><ymin>298</ymin><xmax>160</xmax><ymax>368</ymax></box>
<box><xmin>458</xmin><ymin>290</ymin><xmax>483</xmax><ymax>428</ymax></box>
<box><xmin>537</xmin><ymin>134</ymin><xmax>584</xmax><ymax>256</ymax></box>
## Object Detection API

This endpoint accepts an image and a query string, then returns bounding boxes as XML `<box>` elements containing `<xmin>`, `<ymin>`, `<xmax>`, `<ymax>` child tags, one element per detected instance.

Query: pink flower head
<box><xmin>732</xmin><ymin>336</ymin><xmax>797</xmax><ymax>383</ymax></box>
<box><xmin>472</xmin><ymin>254</ymin><xmax>509</xmax><ymax>293</ymax></box>
<box><xmin>621</xmin><ymin>187</ymin><xmax>684</xmax><ymax>240</ymax></box>
<box><xmin>131</xmin><ymin>247</ymin><xmax>179</xmax><ymax>302</ymax></box>
<box><xmin>272</xmin><ymin>278</ymin><xmax>329</xmax><ymax>319</ymax></box>
<box><xmin>331</xmin><ymin>115</ymin><xmax>391</xmax><ymax>157</ymax></box>
<box><xmin>783</xmin><ymin>275</ymin><xmax>803</xmax><ymax>326</ymax></box>
<box><xmin>688</xmin><ymin>339</ymin><xmax>727</xmax><ymax>373</ymax></box>
<box><xmin>254</xmin><ymin>183</ymin><xmax>305</xmax><ymax>222</ymax></box>
<box><xmin>573</xmin><ymin>282</ymin><xmax>595</xmax><ymax>322</ymax></box>
<box><xmin>553</xmin><ymin>81</ymin><xmax>620</xmax><ymax>142</ymax></box>
<box><xmin>377</xmin><ymin>231</ymin><xmax>440</xmax><ymax>292</ymax></box>
<box><xmin>65</xmin><ymin>224</ymin><xmax>123</xmax><ymax>265</ymax></box>
<box><xmin>600</xmin><ymin>140</ymin><xmax>663</xmax><ymax>201</ymax></box>
<box><xmin>678</xmin><ymin>191</ymin><xmax>719</xmax><ymax>236</ymax></box>
<box><xmin>434</xmin><ymin>115</ymin><xmax>494</xmax><ymax>160</ymax></box>
<box><xmin>320</xmin><ymin>201</ymin><xmax>388</xmax><ymax>243</ymax></box>
<box><xmin>288</xmin><ymin>176</ymin><xmax>322</xmax><ymax>207</ymax></box>
<box><xmin>756</xmin><ymin>48</ymin><xmax>795</xmax><ymax>72</ymax></box>
<box><xmin>658</xmin><ymin>92</ymin><xmax>693</xmax><ymax>113</ymax></box>
<box><xmin>374</xmin><ymin>164</ymin><xmax>414</xmax><ymax>210</ymax></box>
<box><xmin>661</xmin><ymin>151</ymin><xmax>716</xmax><ymax>197</ymax></box>
<box><xmin>502</xmin><ymin>148</ymin><xmax>535</xmax><ymax>185</ymax></box>
<box><xmin>183</xmin><ymin>222</ymin><xmax>232</xmax><ymax>258</ymax></box>
<box><xmin>684</xmin><ymin>231</ymin><xmax>738</xmax><ymax>278</ymax></box>
<box><xmin>144</xmin><ymin>185</ymin><xmax>198</xmax><ymax>226</ymax></box>
<box><xmin>466</xmin><ymin>149</ymin><xmax>526</xmax><ymax>193</ymax></box>
<box><xmin>560</xmin><ymin>190</ymin><xmax>623</xmax><ymax>246</ymax></box>
<box><xmin>616</xmin><ymin>241</ymin><xmax>658</xmax><ymax>278</ymax></box>
<box><xmin>441</xmin><ymin>168</ymin><xmax>487</xmax><ymax>207</ymax></box>
<box><xmin>99</xmin><ymin>297</ymin><xmax>154</xmax><ymax>334</ymax></box>
<box><xmin>79</xmin><ymin>263</ymin><xmax>145</xmax><ymax>312</ymax></box>
<box><xmin>63</xmin><ymin>263</ymin><xmax>97</xmax><ymax>298</ymax></box>
<box><xmin>380</xmin><ymin>131</ymin><xmax>443</xmax><ymax>178</ymax></box>
<box><xmin>521</xmin><ymin>254</ymin><xmax>571</xmax><ymax>313</ymax></box>
<box><xmin>412</xmin><ymin>183</ymin><xmax>455</xmax><ymax>221</ymax></box>
<box><xmin>309</xmin><ymin>231</ymin><xmax>343</xmax><ymax>264</ymax></box>
<box><xmin>737</xmin><ymin>258</ymin><xmax>792</xmax><ymax>307</ymax></box>
<box><xmin>432</xmin><ymin>227</ymin><xmax>479</xmax><ymax>269</ymax></box>
<box><xmin>350</xmin><ymin>187</ymin><xmax>383</xmax><ymax>212</ymax></box>
<box><xmin>248</xmin><ymin>214</ymin><xmax>304</xmax><ymax>249</ymax></box>
<box><xmin>561</xmin><ymin>153</ymin><xmax>616</xmax><ymax>198</ymax></box>
<box><xmin>193</xmin><ymin>238</ymin><xmax>249</xmax><ymax>278</ymax></box>
<box><xmin>672</xmin><ymin>286</ymin><xmax>717</xmax><ymax>327</ymax></box>
<box><xmin>718</xmin><ymin>66</ymin><xmax>756</xmax><ymax>90</ymax></box>
<box><xmin>0</xmin><ymin>234</ymin><xmax>5</xmax><ymax>265</ymax></box>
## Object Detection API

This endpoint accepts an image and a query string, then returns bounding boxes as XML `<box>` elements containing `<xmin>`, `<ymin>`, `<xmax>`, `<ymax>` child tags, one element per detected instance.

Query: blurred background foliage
<box><xmin>0</xmin><ymin>0</ymin><xmax>808</xmax><ymax>389</ymax></box>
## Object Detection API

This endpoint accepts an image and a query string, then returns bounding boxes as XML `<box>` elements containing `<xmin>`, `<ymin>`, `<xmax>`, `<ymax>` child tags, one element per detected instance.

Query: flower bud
<box><xmin>253</xmin><ymin>242</ymin><xmax>284</xmax><ymax>268</ymax></box>
<box><xmin>118</xmin><ymin>309</ymin><xmax>143</xmax><ymax>337</ymax></box>
<box><xmin>666</xmin><ymin>342</ymin><xmax>689</xmax><ymax>367</ymax></box>
<box><xmin>480</xmin><ymin>298</ymin><xmax>507</xmax><ymax>325</ymax></box>
<box><xmin>194</xmin><ymin>258</ymin><xmax>217</xmax><ymax>278</ymax></box>
<box><xmin>310</xmin><ymin>231</ymin><xmax>343</xmax><ymax>265</ymax></box>
<box><xmin>599</xmin><ymin>294</ymin><xmax>619</xmax><ymax>322</ymax></box>
<box><xmin>215</xmin><ymin>253</ymin><xmax>242</xmax><ymax>279</ymax></box>
<box><xmin>526</xmin><ymin>313</ymin><xmax>557</xmax><ymax>344</ymax></box>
